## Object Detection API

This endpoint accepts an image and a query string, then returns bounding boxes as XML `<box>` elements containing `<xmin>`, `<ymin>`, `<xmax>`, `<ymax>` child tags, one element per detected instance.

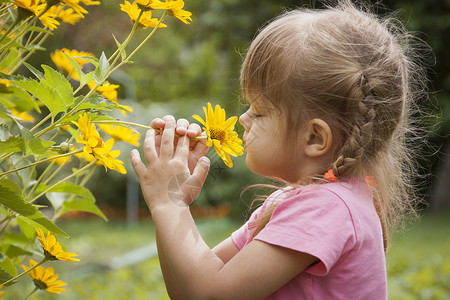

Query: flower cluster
<box><xmin>13</xmin><ymin>0</ymin><xmax>100</xmax><ymax>30</ymax></box>
<box><xmin>121</xmin><ymin>0</ymin><xmax>192</xmax><ymax>28</ymax></box>
<box><xmin>72</xmin><ymin>113</ymin><xmax>127</xmax><ymax>174</ymax></box>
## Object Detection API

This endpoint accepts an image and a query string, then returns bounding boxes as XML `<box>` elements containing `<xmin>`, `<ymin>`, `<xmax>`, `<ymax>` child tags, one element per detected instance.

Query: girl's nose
<box><xmin>239</xmin><ymin>111</ymin><xmax>251</xmax><ymax>131</ymax></box>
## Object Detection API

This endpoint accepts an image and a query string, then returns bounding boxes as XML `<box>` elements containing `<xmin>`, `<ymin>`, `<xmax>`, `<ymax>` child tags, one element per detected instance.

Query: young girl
<box><xmin>130</xmin><ymin>1</ymin><xmax>426</xmax><ymax>299</ymax></box>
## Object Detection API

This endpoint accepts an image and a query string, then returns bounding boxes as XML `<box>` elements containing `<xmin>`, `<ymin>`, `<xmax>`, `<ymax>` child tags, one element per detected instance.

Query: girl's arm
<box><xmin>131</xmin><ymin>116</ymin><xmax>317</xmax><ymax>299</ymax></box>
<box><xmin>149</xmin><ymin>116</ymin><xmax>208</xmax><ymax>299</ymax></box>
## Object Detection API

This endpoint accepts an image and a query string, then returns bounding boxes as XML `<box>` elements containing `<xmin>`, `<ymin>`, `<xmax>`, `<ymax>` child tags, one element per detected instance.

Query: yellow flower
<box><xmin>162</xmin><ymin>0</ymin><xmax>192</xmax><ymax>24</ymax></box>
<box><xmin>14</xmin><ymin>0</ymin><xmax>40</xmax><ymax>12</ymax></box>
<box><xmin>79</xmin><ymin>0</ymin><xmax>101</xmax><ymax>5</ymax></box>
<box><xmin>193</xmin><ymin>103</ymin><xmax>244</xmax><ymax>168</ymax></box>
<box><xmin>0</xmin><ymin>284</ymin><xmax>5</xmax><ymax>300</ymax></box>
<box><xmin>49</xmin><ymin>5</ymin><xmax>83</xmax><ymax>25</ymax></box>
<box><xmin>73</xmin><ymin>114</ymin><xmax>127</xmax><ymax>173</ymax></box>
<box><xmin>137</xmin><ymin>0</ymin><xmax>171</xmax><ymax>10</ymax></box>
<box><xmin>37</xmin><ymin>5</ymin><xmax>61</xmax><ymax>30</ymax></box>
<box><xmin>88</xmin><ymin>80</ymin><xmax>120</xmax><ymax>101</ymax></box>
<box><xmin>50</xmin><ymin>48</ymin><xmax>94</xmax><ymax>80</ymax></box>
<box><xmin>22</xmin><ymin>259</ymin><xmax>67</xmax><ymax>294</ymax></box>
<box><xmin>98</xmin><ymin>139</ymin><xmax>127</xmax><ymax>174</ymax></box>
<box><xmin>59</xmin><ymin>0</ymin><xmax>88</xmax><ymax>16</ymax></box>
<box><xmin>72</xmin><ymin>113</ymin><xmax>107</xmax><ymax>159</ymax></box>
<box><xmin>11</xmin><ymin>108</ymin><xmax>35</xmax><ymax>122</ymax></box>
<box><xmin>36</xmin><ymin>228</ymin><xmax>80</xmax><ymax>261</ymax></box>
<box><xmin>99</xmin><ymin>124</ymin><xmax>140</xmax><ymax>146</ymax></box>
<box><xmin>120</xmin><ymin>1</ymin><xmax>167</xmax><ymax>29</ymax></box>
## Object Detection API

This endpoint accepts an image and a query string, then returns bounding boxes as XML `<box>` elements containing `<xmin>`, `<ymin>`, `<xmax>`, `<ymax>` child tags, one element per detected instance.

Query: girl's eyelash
<box><xmin>250</xmin><ymin>113</ymin><xmax>262</xmax><ymax>119</ymax></box>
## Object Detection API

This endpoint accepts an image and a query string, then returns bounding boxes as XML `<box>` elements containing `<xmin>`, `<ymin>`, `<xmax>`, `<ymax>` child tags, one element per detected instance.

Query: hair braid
<box><xmin>332</xmin><ymin>73</ymin><xmax>377</xmax><ymax>176</ymax></box>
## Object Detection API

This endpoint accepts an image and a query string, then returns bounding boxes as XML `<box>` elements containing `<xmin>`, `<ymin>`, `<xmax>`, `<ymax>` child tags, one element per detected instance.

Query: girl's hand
<box><xmin>150</xmin><ymin>116</ymin><xmax>209</xmax><ymax>174</ymax></box>
<box><xmin>130</xmin><ymin>116</ymin><xmax>210</xmax><ymax>209</ymax></box>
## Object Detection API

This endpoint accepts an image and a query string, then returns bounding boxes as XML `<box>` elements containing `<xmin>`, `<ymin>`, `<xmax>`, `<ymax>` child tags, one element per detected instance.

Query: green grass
<box><xmin>4</xmin><ymin>213</ymin><xmax>450</xmax><ymax>299</ymax></box>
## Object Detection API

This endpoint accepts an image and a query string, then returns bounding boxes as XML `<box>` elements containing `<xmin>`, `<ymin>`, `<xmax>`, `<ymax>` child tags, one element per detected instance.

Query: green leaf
<box><xmin>0</xmin><ymin>136</ymin><xmax>24</xmax><ymax>154</ymax></box>
<box><xmin>17</xmin><ymin>217</ymin><xmax>37</xmax><ymax>239</ymax></box>
<box><xmin>0</xmin><ymin>185</ymin><xmax>69</xmax><ymax>237</ymax></box>
<box><xmin>113</xmin><ymin>34</ymin><xmax>126</xmax><ymax>61</ymax></box>
<box><xmin>76</xmin><ymin>56</ymin><xmax>99</xmax><ymax>67</ymax></box>
<box><xmin>5</xmin><ymin>244</ymin><xmax>32</xmax><ymax>259</ymax></box>
<box><xmin>12</xmin><ymin>78</ymin><xmax>65</xmax><ymax>118</ymax></box>
<box><xmin>93</xmin><ymin>51</ymin><xmax>110</xmax><ymax>83</ymax></box>
<box><xmin>42</xmin><ymin>65</ymin><xmax>74</xmax><ymax>107</ymax></box>
<box><xmin>0</xmin><ymin>186</ymin><xmax>37</xmax><ymax>216</ymax></box>
<box><xmin>17</xmin><ymin>214</ymin><xmax>69</xmax><ymax>238</ymax></box>
<box><xmin>80</xmin><ymin>71</ymin><xmax>94</xmax><ymax>87</ymax></box>
<box><xmin>0</xmin><ymin>267</ymin><xmax>13</xmax><ymax>285</ymax></box>
<box><xmin>23</xmin><ymin>62</ymin><xmax>44</xmax><ymax>80</ymax></box>
<box><xmin>64</xmin><ymin>51</ymin><xmax>84</xmax><ymax>85</ymax></box>
<box><xmin>42</xmin><ymin>182</ymin><xmax>107</xmax><ymax>221</ymax></box>
<box><xmin>25</xmin><ymin>137</ymin><xmax>55</xmax><ymax>155</ymax></box>
<box><xmin>0</xmin><ymin>253</ymin><xmax>16</xmax><ymax>277</ymax></box>
<box><xmin>8</xmin><ymin>85</ymin><xmax>42</xmax><ymax>113</ymax></box>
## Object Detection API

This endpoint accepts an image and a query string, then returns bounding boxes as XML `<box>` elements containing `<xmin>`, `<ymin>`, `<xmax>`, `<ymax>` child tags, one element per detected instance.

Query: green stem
<box><xmin>0</xmin><ymin>14</ymin><xmax>11</xmax><ymax>32</ymax></box>
<box><xmin>111</xmin><ymin>12</ymin><xmax>167</xmax><ymax>74</ymax></box>
<box><xmin>107</xmin><ymin>10</ymin><xmax>143</xmax><ymax>65</ymax></box>
<box><xmin>92</xmin><ymin>120</ymin><xmax>207</xmax><ymax>140</ymax></box>
<box><xmin>0</xmin><ymin>150</ymin><xmax>83</xmax><ymax>177</ymax></box>
<box><xmin>3</xmin><ymin>257</ymin><xmax>48</xmax><ymax>286</ymax></box>
<box><xmin>23</xmin><ymin>286</ymin><xmax>38</xmax><ymax>300</ymax></box>
<box><xmin>29</xmin><ymin>160</ymin><xmax>97</xmax><ymax>203</ymax></box>
<box><xmin>30</xmin><ymin>114</ymin><xmax>51</xmax><ymax>133</ymax></box>
<box><xmin>0</xmin><ymin>17</ymin><xmax>19</xmax><ymax>45</ymax></box>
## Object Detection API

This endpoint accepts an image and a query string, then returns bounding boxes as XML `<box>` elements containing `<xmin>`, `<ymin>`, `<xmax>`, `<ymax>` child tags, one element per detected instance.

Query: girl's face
<box><xmin>239</xmin><ymin>103</ymin><xmax>307</xmax><ymax>182</ymax></box>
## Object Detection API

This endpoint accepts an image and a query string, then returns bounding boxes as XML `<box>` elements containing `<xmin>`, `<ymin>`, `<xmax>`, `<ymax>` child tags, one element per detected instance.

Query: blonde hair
<box><xmin>240</xmin><ymin>1</ymin><xmax>428</xmax><ymax>249</ymax></box>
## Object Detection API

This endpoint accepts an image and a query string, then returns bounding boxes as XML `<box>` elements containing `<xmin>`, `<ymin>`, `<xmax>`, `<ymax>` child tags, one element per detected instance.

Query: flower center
<box><xmin>33</xmin><ymin>279</ymin><xmax>48</xmax><ymax>291</ymax></box>
<box><xmin>210</xmin><ymin>127</ymin><xmax>225</xmax><ymax>142</ymax></box>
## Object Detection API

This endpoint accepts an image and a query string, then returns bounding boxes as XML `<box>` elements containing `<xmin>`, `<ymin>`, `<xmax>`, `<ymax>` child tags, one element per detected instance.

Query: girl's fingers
<box><xmin>150</xmin><ymin>117</ymin><xmax>165</xmax><ymax>133</ymax></box>
<box><xmin>176</xmin><ymin>118</ymin><xmax>189</xmax><ymax>136</ymax></box>
<box><xmin>186</xmin><ymin>123</ymin><xmax>202</xmax><ymax>139</ymax></box>
<box><xmin>143</xmin><ymin>129</ymin><xmax>158</xmax><ymax>164</ymax></box>
<box><xmin>130</xmin><ymin>149</ymin><xmax>146</xmax><ymax>178</ymax></box>
<box><xmin>160</xmin><ymin>116</ymin><xmax>176</xmax><ymax>160</ymax></box>
<box><xmin>175</xmin><ymin>132</ymin><xmax>190</xmax><ymax>161</ymax></box>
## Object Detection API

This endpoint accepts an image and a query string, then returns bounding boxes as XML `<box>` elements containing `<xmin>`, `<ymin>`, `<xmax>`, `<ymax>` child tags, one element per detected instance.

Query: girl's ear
<box><xmin>304</xmin><ymin>119</ymin><xmax>332</xmax><ymax>158</ymax></box>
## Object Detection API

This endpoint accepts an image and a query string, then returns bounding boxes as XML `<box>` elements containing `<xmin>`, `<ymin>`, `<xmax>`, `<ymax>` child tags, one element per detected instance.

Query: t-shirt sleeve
<box><xmin>231</xmin><ymin>206</ymin><xmax>262</xmax><ymax>250</ymax></box>
<box><xmin>253</xmin><ymin>187</ymin><xmax>357</xmax><ymax>276</ymax></box>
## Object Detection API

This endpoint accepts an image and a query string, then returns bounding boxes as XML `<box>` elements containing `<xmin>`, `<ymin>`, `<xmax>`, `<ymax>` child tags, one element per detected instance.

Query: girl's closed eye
<box><xmin>250</xmin><ymin>112</ymin><xmax>263</xmax><ymax>119</ymax></box>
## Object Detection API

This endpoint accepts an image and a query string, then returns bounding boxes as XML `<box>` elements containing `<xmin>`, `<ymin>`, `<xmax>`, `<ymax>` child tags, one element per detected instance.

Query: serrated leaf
<box><xmin>8</xmin><ymin>85</ymin><xmax>41</xmax><ymax>113</ymax></box>
<box><xmin>0</xmin><ymin>136</ymin><xmax>24</xmax><ymax>154</ymax></box>
<box><xmin>12</xmin><ymin>78</ymin><xmax>65</xmax><ymax>117</ymax></box>
<box><xmin>23</xmin><ymin>62</ymin><xmax>44</xmax><ymax>80</ymax></box>
<box><xmin>0</xmin><ymin>253</ymin><xmax>17</xmax><ymax>277</ymax></box>
<box><xmin>93</xmin><ymin>51</ymin><xmax>110</xmax><ymax>83</ymax></box>
<box><xmin>18</xmin><ymin>214</ymin><xmax>68</xmax><ymax>238</ymax></box>
<box><xmin>25</xmin><ymin>137</ymin><xmax>55</xmax><ymax>155</ymax></box>
<box><xmin>42</xmin><ymin>65</ymin><xmax>74</xmax><ymax>107</ymax></box>
<box><xmin>0</xmin><ymin>186</ymin><xmax>37</xmax><ymax>216</ymax></box>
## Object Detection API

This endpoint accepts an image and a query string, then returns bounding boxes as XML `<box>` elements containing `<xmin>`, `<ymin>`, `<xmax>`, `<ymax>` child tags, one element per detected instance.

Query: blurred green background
<box><xmin>9</xmin><ymin>0</ymin><xmax>450</xmax><ymax>298</ymax></box>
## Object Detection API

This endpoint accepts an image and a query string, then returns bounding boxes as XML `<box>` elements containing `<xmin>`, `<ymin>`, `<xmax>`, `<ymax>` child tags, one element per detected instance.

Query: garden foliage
<box><xmin>0</xmin><ymin>0</ymin><xmax>192</xmax><ymax>297</ymax></box>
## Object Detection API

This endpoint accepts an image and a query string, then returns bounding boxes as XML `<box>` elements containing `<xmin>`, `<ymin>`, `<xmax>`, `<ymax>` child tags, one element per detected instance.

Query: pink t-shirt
<box><xmin>232</xmin><ymin>179</ymin><xmax>387</xmax><ymax>299</ymax></box>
